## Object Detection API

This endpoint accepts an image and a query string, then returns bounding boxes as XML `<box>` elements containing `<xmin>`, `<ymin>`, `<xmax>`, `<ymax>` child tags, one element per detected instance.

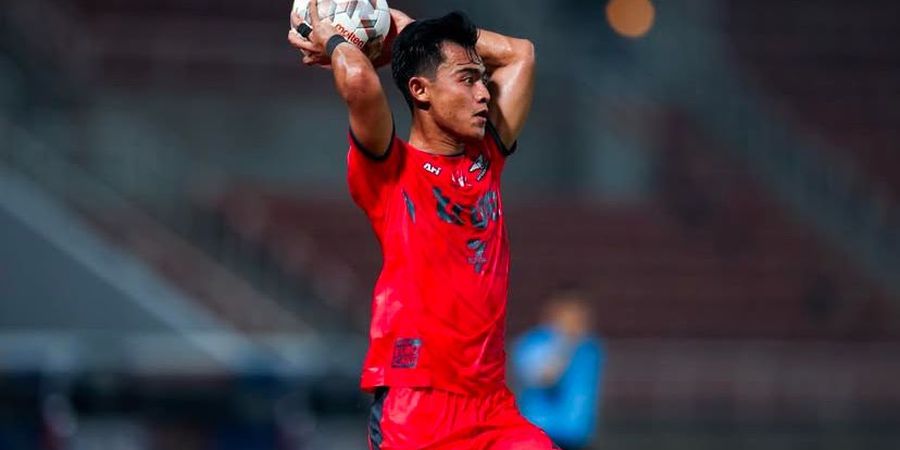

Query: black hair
<box><xmin>391</xmin><ymin>11</ymin><xmax>479</xmax><ymax>110</ymax></box>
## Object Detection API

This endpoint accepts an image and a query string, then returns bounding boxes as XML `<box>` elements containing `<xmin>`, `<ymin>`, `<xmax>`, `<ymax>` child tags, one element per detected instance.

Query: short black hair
<box><xmin>391</xmin><ymin>11</ymin><xmax>479</xmax><ymax>109</ymax></box>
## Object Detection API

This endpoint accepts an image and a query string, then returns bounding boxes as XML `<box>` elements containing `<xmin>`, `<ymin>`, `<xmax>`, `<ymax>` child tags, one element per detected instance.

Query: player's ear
<box><xmin>408</xmin><ymin>76</ymin><xmax>430</xmax><ymax>105</ymax></box>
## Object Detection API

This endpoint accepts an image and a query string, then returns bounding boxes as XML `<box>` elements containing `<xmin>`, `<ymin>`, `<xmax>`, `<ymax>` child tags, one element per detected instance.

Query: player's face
<box><xmin>428</xmin><ymin>43</ymin><xmax>491</xmax><ymax>142</ymax></box>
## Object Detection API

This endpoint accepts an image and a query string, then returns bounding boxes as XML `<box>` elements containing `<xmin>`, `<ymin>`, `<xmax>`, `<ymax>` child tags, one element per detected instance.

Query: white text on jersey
<box><xmin>423</xmin><ymin>163</ymin><xmax>442</xmax><ymax>176</ymax></box>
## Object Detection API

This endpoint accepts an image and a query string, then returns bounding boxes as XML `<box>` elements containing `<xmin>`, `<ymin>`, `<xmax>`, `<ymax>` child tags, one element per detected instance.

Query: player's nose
<box><xmin>476</xmin><ymin>82</ymin><xmax>490</xmax><ymax>103</ymax></box>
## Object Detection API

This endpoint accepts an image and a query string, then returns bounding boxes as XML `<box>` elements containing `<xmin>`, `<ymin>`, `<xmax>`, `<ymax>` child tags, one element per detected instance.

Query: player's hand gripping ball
<box><xmin>292</xmin><ymin>0</ymin><xmax>392</xmax><ymax>61</ymax></box>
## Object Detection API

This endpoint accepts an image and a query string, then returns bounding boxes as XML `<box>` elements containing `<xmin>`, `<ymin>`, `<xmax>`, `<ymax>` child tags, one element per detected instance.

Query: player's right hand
<box><xmin>287</xmin><ymin>0</ymin><xmax>339</xmax><ymax>68</ymax></box>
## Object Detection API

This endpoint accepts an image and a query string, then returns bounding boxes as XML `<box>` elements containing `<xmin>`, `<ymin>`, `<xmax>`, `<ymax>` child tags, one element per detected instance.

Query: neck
<box><xmin>408</xmin><ymin>113</ymin><xmax>466</xmax><ymax>156</ymax></box>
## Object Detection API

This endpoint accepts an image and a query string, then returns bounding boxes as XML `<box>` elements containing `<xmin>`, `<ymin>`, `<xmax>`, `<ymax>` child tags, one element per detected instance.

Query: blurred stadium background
<box><xmin>1</xmin><ymin>0</ymin><xmax>899</xmax><ymax>448</ymax></box>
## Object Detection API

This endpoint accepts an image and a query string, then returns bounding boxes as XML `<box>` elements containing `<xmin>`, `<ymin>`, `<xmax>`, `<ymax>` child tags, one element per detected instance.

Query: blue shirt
<box><xmin>511</xmin><ymin>327</ymin><xmax>604</xmax><ymax>448</ymax></box>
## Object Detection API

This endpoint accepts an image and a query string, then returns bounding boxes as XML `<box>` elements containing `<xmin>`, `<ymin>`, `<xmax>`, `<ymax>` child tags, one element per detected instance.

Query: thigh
<box><xmin>369</xmin><ymin>387</ymin><xmax>478</xmax><ymax>450</ymax></box>
<box><xmin>481</xmin><ymin>389</ymin><xmax>559</xmax><ymax>450</ymax></box>
<box><xmin>485</xmin><ymin>423</ymin><xmax>559</xmax><ymax>450</ymax></box>
<box><xmin>488</xmin><ymin>424</ymin><xmax>558</xmax><ymax>450</ymax></box>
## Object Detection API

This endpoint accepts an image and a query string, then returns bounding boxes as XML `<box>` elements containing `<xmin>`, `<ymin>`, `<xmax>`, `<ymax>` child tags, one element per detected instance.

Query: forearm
<box><xmin>477</xmin><ymin>28</ymin><xmax>535</xmax><ymax>146</ymax></box>
<box><xmin>331</xmin><ymin>43</ymin><xmax>381</xmax><ymax>105</ymax></box>
<box><xmin>476</xmin><ymin>29</ymin><xmax>534</xmax><ymax>72</ymax></box>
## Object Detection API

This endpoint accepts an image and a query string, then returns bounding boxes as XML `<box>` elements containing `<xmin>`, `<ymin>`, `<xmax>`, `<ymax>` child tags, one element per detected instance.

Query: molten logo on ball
<box><xmin>335</xmin><ymin>23</ymin><xmax>366</xmax><ymax>49</ymax></box>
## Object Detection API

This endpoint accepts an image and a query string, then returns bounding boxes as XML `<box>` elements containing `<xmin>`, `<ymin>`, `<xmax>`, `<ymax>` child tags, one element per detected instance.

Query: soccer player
<box><xmin>288</xmin><ymin>4</ymin><xmax>555</xmax><ymax>449</ymax></box>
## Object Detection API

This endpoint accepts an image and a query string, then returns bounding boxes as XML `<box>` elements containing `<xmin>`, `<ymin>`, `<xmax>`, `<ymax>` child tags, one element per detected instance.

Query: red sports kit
<box><xmin>347</xmin><ymin>125</ymin><xmax>556</xmax><ymax>449</ymax></box>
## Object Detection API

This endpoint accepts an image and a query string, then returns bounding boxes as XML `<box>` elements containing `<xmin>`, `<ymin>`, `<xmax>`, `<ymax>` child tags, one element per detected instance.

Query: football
<box><xmin>293</xmin><ymin>0</ymin><xmax>392</xmax><ymax>61</ymax></box>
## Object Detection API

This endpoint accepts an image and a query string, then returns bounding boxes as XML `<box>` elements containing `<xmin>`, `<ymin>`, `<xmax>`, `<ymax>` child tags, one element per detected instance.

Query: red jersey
<box><xmin>347</xmin><ymin>125</ymin><xmax>515</xmax><ymax>395</ymax></box>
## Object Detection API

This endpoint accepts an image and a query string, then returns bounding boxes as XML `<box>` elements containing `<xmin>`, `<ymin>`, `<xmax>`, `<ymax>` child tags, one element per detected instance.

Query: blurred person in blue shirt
<box><xmin>511</xmin><ymin>288</ymin><xmax>605</xmax><ymax>450</ymax></box>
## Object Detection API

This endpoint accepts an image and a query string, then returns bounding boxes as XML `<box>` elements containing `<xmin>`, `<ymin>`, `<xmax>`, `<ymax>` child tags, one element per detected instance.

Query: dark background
<box><xmin>1</xmin><ymin>0</ymin><xmax>898</xmax><ymax>448</ymax></box>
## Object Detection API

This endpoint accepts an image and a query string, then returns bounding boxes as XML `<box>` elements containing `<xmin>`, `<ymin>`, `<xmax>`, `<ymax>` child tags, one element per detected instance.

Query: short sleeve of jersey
<box><xmin>484</xmin><ymin>121</ymin><xmax>517</xmax><ymax>176</ymax></box>
<box><xmin>346</xmin><ymin>130</ymin><xmax>404</xmax><ymax>222</ymax></box>
<box><xmin>485</xmin><ymin>121</ymin><xmax>517</xmax><ymax>161</ymax></box>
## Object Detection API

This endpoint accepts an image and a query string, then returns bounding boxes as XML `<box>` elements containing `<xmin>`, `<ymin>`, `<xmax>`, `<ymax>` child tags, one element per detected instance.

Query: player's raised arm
<box><xmin>288</xmin><ymin>4</ymin><xmax>413</xmax><ymax>157</ymax></box>
<box><xmin>477</xmin><ymin>29</ymin><xmax>536</xmax><ymax>149</ymax></box>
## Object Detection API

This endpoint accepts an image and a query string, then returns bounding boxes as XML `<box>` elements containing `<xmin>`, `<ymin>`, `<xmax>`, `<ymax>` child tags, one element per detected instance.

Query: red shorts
<box><xmin>367</xmin><ymin>386</ymin><xmax>559</xmax><ymax>450</ymax></box>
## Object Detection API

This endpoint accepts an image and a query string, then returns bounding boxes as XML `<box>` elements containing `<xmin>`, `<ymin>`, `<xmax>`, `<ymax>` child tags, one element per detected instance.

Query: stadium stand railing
<box><xmin>0</xmin><ymin>115</ymin><xmax>306</xmax><ymax>335</ymax></box>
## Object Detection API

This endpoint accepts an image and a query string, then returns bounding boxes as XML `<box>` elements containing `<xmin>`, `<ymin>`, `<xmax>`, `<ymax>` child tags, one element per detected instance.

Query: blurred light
<box><xmin>606</xmin><ymin>0</ymin><xmax>656</xmax><ymax>38</ymax></box>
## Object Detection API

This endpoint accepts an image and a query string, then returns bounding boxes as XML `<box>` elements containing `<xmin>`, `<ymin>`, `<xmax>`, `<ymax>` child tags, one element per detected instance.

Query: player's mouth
<box><xmin>474</xmin><ymin>110</ymin><xmax>488</xmax><ymax>124</ymax></box>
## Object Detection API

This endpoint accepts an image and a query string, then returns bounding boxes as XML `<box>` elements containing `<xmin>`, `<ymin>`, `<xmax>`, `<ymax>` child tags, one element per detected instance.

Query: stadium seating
<box><xmin>82</xmin><ymin>203</ymin><xmax>306</xmax><ymax>333</ymax></box>
<box><xmin>725</xmin><ymin>0</ymin><xmax>900</xmax><ymax>197</ymax></box>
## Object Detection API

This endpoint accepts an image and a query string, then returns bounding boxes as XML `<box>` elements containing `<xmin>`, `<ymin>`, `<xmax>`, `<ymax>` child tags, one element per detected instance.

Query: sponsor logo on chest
<box><xmin>423</xmin><ymin>162</ymin><xmax>442</xmax><ymax>176</ymax></box>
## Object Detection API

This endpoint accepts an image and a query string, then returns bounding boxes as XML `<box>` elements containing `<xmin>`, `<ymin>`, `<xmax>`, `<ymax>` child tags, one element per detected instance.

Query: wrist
<box><xmin>326</xmin><ymin>34</ymin><xmax>349</xmax><ymax>57</ymax></box>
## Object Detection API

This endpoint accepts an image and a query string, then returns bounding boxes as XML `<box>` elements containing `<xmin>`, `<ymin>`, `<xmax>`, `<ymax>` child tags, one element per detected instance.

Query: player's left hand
<box><xmin>389</xmin><ymin>9</ymin><xmax>415</xmax><ymax>35</ymax></box>
<box><xmin>368</xmin><ymin>8</ymin><xmax>415</xmax><ymax>68</ymax></box>
<box><xmin>287</xmin><ymin>0</ymin><xmax>339</xmax><ymax>68</ymax></box>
